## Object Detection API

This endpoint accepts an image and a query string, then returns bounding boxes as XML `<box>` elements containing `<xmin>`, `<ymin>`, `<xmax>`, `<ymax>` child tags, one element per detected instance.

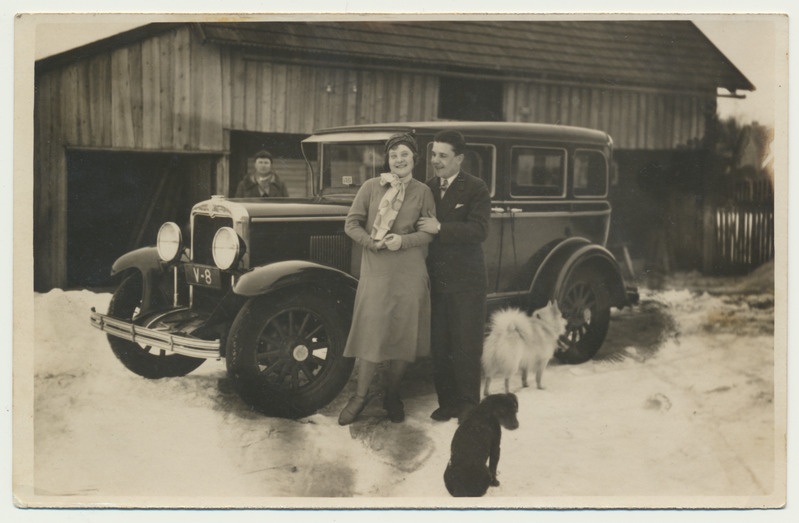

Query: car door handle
<box><xmin>509</xmin><ymin>208</ymin><xmax>523</xmax><ymax>213</ymax></box>
<box><xmin>491</xmin><ymin>207</ymin><xmax>506</xmax><ymax>213</ymax></box>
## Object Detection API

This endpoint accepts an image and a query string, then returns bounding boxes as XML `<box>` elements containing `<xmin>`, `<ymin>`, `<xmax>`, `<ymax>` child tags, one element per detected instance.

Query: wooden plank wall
<box><xmin>35</xmin><ymin>27</ymin><xmax>228</xmax><ymax>289</ymax></box>
<box><xmin>224</xmin><ymin>52</ymin><xmax>440</xmax><ymax>133</ymax></box>
<box><xmin>35</xmin><ymin>25</ymin><xmax>715</xmax><ymax>289</ymax></box>
<box><xmin>504</xmin><ymin>82</ymin><xmax>710</xmax><ymax>150</ymax></box>
<box><xmin>34</xmin><ymin>71</ymin><xmax>68</xmax><ymax>289</ymax></box>
<box><xmin>38</xmin><ymin>27</ymin><xmax>226</xmax><ymax>154</ymax></box>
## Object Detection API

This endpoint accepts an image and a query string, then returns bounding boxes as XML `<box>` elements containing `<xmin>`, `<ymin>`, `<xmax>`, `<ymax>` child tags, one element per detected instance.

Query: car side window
<box><xmin>573</xmin><ymin>149</ymin><xmax>609</xmax><ymax>197</ymax></box>
<box><xmin>426</xmin><ymin>143</ymin><xmax>496</xmax><ymax>196</ymax></box>
<box><xmin>510</xmin><ymin>147</ymin><xmax>566</xmax><ymax>197</ymax></box>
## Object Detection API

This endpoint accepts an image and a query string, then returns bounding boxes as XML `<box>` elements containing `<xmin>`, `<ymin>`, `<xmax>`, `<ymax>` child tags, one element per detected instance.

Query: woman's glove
<box><xmin>368</xmin><ymin>238</ymin><xmax>387</xmax><ymax>251</ymax></box>
<box><xmin>384</xmin><ymin>234</ymin><xmax>402</xmax><ymax>251</ymax></box>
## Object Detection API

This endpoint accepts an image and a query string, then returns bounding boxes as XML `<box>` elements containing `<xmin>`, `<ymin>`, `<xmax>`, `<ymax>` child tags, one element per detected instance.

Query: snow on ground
<box><xmin>21</xmin><ymin>263</ymin><xmax>780</xmax><ymax>509</ymax></box>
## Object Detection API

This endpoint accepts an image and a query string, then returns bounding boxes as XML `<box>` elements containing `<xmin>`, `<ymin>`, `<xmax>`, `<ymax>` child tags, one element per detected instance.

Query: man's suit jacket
<box><xmin>426</xmin><ymin>171</ymin><xmax>491</xmax><ymax>294</ymax></box>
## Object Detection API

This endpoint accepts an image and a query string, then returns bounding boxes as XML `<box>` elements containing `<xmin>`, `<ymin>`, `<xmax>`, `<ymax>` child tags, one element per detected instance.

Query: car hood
<box><xmin>192</xmin><ymin>196</ymin><xmax>353</xmax><ymax>222</ymax></box>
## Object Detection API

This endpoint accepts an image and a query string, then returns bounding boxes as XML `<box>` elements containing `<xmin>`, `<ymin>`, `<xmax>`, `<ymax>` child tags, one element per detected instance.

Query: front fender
<box><xmin>111</xmin><ymin>246</ymin><xmax>163</xmax><ymax>276</ymax></box>
<box><xmin>111</xmin><ymin>247</ymin><xmax>170</xmax><ymax>313</ymax></box>
<box><xmin>234</xmin><ymin>260</ymin><xmax>359</xmax><ymax>299</ymax></box>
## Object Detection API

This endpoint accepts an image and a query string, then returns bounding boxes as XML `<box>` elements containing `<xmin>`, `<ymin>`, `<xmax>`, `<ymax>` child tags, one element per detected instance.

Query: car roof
<box><xmin>308</xmin><ymin>121</ymin><xmax>612</xmax><ymax>146</ymax></box>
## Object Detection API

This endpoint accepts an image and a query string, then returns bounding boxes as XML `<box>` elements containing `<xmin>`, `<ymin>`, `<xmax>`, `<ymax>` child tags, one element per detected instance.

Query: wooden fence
<box><xmin>714</xmin><ymin>204</ymin><xmax>774</xmax><ymax>274</ymax></box>
<box><xmin>705</xmin><ymin>201</ymin><xmax>774</xmax><ymax>275</ymax></box>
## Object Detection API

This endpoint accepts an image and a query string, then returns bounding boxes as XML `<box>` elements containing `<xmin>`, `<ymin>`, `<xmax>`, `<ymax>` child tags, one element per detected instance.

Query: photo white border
<box><xmin>4</xmin><ymin>1</ymin><xmax>796</xmax><ymax>521</ymax></box>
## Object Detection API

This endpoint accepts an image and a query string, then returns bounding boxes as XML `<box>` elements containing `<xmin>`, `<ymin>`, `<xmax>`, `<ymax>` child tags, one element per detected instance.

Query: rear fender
<box><xmin>555</xmin><ymin>245</ymin><xmax>629</xmax><ymax>308</ymax></box>
<box><xmin>111</xmin><ymin>246</ymin><xmax>171</xmax><ymax>313</ymax></box>
<box><xmin>233</xmin><ymin>260</ymin><xmax>359</xmax><ymax>311</ymax></box>
<box><xmin>528</xmin><ymin>238</ymin><xmax>628</xmax><ymax>310</ymax></box>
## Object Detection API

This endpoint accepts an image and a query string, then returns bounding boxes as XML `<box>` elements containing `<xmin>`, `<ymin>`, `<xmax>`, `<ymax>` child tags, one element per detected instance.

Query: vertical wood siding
<box><xmin>34</xmin><ymin>27</ymin><xmax>715</xmax><ymax>289</ymax></box>
<box><xmin>226</xmin><ymin>55</ymin><xmax>440</xmax><ymax>133</ymax></box>
<box><xmin>37</xmin><ymin>27</ymin><xmax>226</xmax><ymax>153</ymax></box>
<box><xmin>35</xmin><ymin>30</ymin><xmax>715</xmax><ymax>153</ymax></box>
<box><xmin>504</xmin><ymin>81</ymin><xmax>711</xmax><ymax>150</ymax></box>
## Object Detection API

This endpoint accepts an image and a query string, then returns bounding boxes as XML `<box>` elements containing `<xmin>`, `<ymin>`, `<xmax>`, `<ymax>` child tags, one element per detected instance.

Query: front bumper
<box><xmin>90</xmin><ymin>307</ymin><xmax>221</xmax><ymax>359</ymax></box>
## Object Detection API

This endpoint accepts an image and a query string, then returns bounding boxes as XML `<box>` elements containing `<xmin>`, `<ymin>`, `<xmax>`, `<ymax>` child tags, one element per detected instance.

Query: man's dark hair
<box><xmin>433</xmin><ymin>130</ymin><xmax>466</xmax><ymax>156</ymax></box>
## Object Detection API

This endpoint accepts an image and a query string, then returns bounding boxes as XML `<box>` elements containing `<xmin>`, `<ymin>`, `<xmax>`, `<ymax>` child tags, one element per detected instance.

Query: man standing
<box><xmin>234</xmin><ymin>149</ymin><xmax>289</xmax><ymax>198</ymax></box>
<box><xmin>417</xmin><ymin>130</ymin><xmax>491</xmax><ymax>423</ymax></box>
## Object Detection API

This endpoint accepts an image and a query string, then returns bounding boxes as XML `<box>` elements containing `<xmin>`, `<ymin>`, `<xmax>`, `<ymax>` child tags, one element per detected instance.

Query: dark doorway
<box><xmin>229</xmin><ymin>132</ymin><xmax>311</xmax><ymax>197</ymax></box>
<box><xmin>65</xmin><ymin>151</ymin><xmax>218</xmax><ymax>288</ymax></box>
<box><xmin>438</xmin><ymin>77</ymin><xmax>503</xmax><ymax>121</ymax></box>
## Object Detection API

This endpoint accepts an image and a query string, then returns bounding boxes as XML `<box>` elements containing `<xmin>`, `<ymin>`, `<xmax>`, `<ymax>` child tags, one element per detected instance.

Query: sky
<box><xmin>694</xmin><ymin>18</ymin><xmax>782</xmax><ymax>127</ymax></box>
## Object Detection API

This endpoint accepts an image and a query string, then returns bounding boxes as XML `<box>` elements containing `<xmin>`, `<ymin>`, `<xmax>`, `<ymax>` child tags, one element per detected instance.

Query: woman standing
<box><xmin>338</xmin><ymin>133</ymin><xmax>436</xmax><ymax>425</ymax></box>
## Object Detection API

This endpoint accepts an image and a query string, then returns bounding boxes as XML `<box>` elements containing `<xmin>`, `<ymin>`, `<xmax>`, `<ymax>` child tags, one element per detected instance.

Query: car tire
<box><xmin>107</xmin><ymin>272</ymin><xmax>205</xmax><ymax>378</ymax></box>
<box><xmin>225</xmin><ymin>288</ymin><xmax>354</xmax><ymax>419</ymax></box>
<box><xmin>554</xmin><ymin>265</ymin><xmax>611</xmax><ymax>364</ymax></box>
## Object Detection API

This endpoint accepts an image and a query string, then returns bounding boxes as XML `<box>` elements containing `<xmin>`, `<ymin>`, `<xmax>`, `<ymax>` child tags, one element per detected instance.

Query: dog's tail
<box><xmin>489</xmin><ymin>308</ymin><xmax>534</xmax><ymax>339</ymax></box>
<box><xmin>482</xmin><ymin>308</ymin><xmax>532</xmax><ymax>374</ymax></box>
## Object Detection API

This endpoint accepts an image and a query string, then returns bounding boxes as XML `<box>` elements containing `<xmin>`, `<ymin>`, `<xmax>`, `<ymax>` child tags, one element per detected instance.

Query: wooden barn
<box><xmin>34</xmin><ymin>20</ymin><xmax>755</xmax><ymax>290</ymax></box>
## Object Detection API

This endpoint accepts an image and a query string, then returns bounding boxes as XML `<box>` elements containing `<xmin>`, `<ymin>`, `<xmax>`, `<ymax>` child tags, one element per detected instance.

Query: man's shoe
<box><xmin>430</xmin><ymin>406</ymin><xmax>458</xmax><ymax>422</ymax></box>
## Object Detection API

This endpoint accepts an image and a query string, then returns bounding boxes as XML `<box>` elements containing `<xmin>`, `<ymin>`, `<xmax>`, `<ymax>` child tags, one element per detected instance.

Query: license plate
<box><xmin>185</xmin><ymin>264</ymin><xmax>222</xmax><ymax>289</ymax></box>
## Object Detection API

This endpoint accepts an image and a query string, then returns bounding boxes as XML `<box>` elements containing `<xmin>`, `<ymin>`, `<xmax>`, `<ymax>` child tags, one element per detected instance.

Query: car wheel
<box><xmin>107</xmin><ymin>272</ymin><xmax>205</xmax><ymax>378</ymax></box>
<box><xmin>554</xmin><ymin>266</ymin><xmax>611</xmax><ymax>364</ymax></box>
<box><xmin>225</xmin><ymin>288</ymin><xmax>354</xmax><ymax>419</ymax></box>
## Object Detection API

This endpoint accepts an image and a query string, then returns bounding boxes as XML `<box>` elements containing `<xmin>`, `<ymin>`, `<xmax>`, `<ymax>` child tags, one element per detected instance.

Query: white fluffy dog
<box><xmin>482</xmin><ymin>300</ymin><xmax>568</xmax><ymax>395</ymax></box>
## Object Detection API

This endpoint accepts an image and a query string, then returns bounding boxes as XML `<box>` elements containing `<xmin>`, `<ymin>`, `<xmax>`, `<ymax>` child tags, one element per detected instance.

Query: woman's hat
<box><xmin>384</xmin><ymin>133</ymin><xmax>418</xmax><ymax>155</ymax></box>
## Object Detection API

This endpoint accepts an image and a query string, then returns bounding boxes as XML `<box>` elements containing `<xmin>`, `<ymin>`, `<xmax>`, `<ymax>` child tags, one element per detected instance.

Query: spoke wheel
<box><xmin>554</xmin><ymin>266</ymin><xmax>610</xmax><ymax>364</ymax></box>
<box><xmin>107</xmin><ymin>273</ymin><xmax>205</xmax><ymax>378</ymax></box>
<box><xmin>226</xmin><ymin>289</ymin><xmax>353</xmax><ymax>418</ymax></box>
<box><xmin>253</xmin><ymin>308</ymin><xmax>331</xmax><ymax>391</ymax></box>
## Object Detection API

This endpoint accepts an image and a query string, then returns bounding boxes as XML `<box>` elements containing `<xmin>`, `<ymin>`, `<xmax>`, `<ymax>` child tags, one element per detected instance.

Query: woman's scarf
<box><xmin>371</xmin><ymin>172</ymin><xmax>407</xmax><ymax>241</ymax></box>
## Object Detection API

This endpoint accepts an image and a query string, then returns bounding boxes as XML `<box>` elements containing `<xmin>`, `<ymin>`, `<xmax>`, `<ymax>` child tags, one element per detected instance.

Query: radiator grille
<box><xmin>192</xmin><ymin>215</ymin><xmax>234</xmax><ymax>265</ymax></box>
<box><xmin>310</xmin><ymin>234</ymin><xmax>351</xmax><ymax>272</ymax></box>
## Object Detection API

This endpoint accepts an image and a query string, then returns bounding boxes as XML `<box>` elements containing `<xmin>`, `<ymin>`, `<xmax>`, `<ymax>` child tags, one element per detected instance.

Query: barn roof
<box><xmin>36</xmin><ymin>20</ymin><xmax>754</xmax><ymax>94</ymax></box>
<box><xmin>196</xmin><ymin>20</ymin><xmax>754</xmax><ymax>93</ymax></box>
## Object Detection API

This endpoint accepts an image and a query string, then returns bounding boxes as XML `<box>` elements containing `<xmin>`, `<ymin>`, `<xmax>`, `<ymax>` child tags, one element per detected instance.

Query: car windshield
<box><xmin>319</xmin><ymin>143</ymin><xmax>386</xmax><ymax>197</ymax></box>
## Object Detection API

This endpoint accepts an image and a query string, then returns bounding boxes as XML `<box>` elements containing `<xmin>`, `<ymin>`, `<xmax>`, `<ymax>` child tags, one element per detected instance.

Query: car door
<box><xmin>492</xmin><ymin>144</ymin><xmax>572</xmax><ymax>295</ymax></box>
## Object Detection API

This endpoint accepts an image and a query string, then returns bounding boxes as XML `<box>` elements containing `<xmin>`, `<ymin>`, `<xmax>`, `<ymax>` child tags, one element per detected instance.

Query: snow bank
<box><xmin>661</xmin><ymin>260</ymin><xmax>774</xmax><ymax>295</ymax></box>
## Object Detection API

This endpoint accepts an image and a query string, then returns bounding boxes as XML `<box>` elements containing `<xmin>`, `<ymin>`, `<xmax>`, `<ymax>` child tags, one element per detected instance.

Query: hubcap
<box><xmin>292</xmin><ymin>344</ymin><xmax>310</xmax><ymax>361</ymax></box>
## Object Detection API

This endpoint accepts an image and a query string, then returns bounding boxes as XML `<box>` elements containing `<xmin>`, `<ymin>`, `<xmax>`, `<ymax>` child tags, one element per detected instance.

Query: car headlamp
<box><xmin>156</xmin><ymin>222</ymin><xmax>183</xmax><ymax>262</ymax></box>
<box><xmin>212</xmin><ymin>227</ymin><xmax>244</xmax><ymax>270</ymax></box>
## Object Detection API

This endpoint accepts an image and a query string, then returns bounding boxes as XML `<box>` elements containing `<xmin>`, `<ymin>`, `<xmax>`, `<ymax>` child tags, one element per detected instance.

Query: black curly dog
<box><xmin>443</xmin><ymin>393</ymin><xmax>519</xmax><ymax>497</ymax></box>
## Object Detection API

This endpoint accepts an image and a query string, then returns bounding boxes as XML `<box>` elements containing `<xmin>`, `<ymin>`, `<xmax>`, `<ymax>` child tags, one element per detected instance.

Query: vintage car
<box><xmin>90</xmin><ymin>121</ymin><xmax>638</xmax><ymax>418</ymax></box>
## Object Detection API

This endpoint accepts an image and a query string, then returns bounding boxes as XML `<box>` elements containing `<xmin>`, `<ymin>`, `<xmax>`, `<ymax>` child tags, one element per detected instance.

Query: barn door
<box><xmin>66</xmin><ymin>150</ymin><xmax>218</xmax><ymax>287</ymax></box>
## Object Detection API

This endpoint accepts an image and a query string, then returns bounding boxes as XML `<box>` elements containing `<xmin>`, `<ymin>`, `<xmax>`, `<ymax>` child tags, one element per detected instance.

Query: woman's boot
<box><xmin>338</xmin><ymin>395</ymin><xmax>368</xmax><ymax>425</ymax></box>
<box><xmin>383</xmin><ymin>360</ymin><xmax>407</xmax><ymax>423</ymax></box>
<box><xmin>339</xmin><ymin>360</ymin><xmax>377</xmax><ymax>425</ymax></box>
